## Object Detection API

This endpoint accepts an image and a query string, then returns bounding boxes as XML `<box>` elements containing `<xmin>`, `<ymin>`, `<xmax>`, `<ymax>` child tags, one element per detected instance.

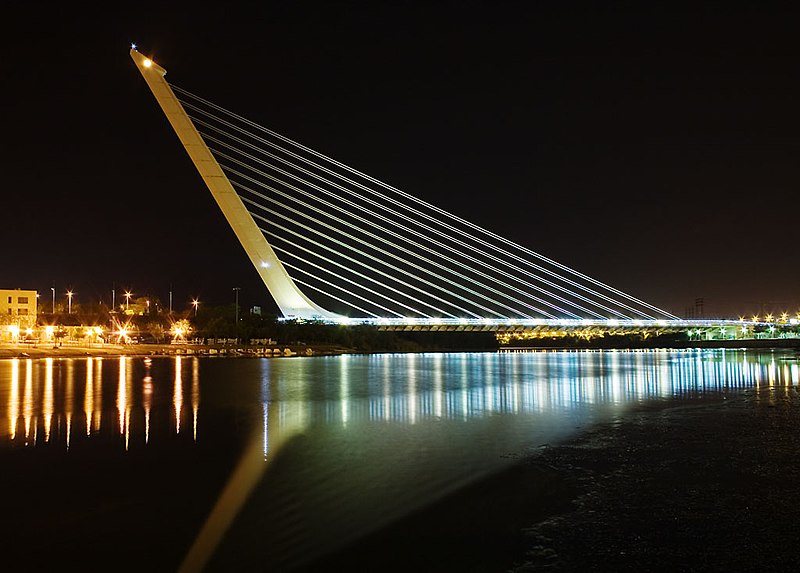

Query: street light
<box><xmin>233</xmin><ymin>287</ymin><xmax>241</xmax><ymax>328</ymax></box>
<box><xmin>192</xmin><ymin>298</ymin><xmax>199</xmax><ymax>317</ymax></box>
<box><xmin>51</xmin><ymin>287</ymin><xmax>55</xmax><ymax>314</ymax></box>
<box><xmin>124</xmin><ymin>291</ymin><xmax>132</xmax><ymax>310</ymax></box>
<box><xmin>67</xmin><ymin>291</ymin><xmax>73</xmax><ymax>314</ymax></box>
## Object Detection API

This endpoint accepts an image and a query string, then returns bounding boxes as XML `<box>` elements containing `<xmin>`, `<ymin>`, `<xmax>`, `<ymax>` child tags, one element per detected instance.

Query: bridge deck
<box><xmin>289</xmin><ymin>318</ymin><xmax>770</xmax><ymax>333</ymax></box>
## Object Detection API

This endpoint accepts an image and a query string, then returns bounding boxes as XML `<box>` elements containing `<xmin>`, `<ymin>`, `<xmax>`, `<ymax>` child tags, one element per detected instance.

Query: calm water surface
<box><xmin>0</xmin><ymin>350</ymin><xmax>796</xmax><ymax>569</ymax></box>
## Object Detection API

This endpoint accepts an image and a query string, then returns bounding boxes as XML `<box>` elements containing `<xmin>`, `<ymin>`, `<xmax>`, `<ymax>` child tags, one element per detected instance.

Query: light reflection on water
<box><xmin>0</xmin><ymin>349</ymin><xmax>796</xmax><ymax>454</ymax></box>
<box><xmin>0</xmin><ymin>349</ymin><xmax>798</xmax><ymax>568</ymax></box>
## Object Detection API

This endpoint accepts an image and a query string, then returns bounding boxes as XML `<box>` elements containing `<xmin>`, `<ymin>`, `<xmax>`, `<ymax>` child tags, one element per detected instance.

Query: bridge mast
<box><xmin>129</xmin><ymin>49</ymin><xmax>340</xmax><ymax>320</ymax></box>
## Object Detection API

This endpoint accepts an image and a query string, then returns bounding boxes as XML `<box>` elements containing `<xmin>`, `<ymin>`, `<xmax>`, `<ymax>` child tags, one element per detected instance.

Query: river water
<box><xmin>0</xmin><ymin>349</ymin><xmax>796</xmax><ymax>570</ymax></box>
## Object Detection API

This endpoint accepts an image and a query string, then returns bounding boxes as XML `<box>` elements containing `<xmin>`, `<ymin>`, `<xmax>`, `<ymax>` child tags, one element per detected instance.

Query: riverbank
<box><xmin>0</xmin><ymin>342</ymin><xmax>350</xmax><ymax>359</ymax></box>
<box><xmin>315</xmin><ymin>383</ymin><xmax>800</xmax><ymax>571</ymax></box>
<box><xmin>503</xmin><ymin>336</ymin><xmax>800</xmax><ymax>351</ymax></box>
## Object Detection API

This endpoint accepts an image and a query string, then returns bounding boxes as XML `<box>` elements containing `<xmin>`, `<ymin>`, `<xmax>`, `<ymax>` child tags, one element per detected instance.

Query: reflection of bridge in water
<box><xmin>129</xmin><ymin>49</ymin><xmax>762</xmax><ymax>336</ymax></box>
<box><xmin>4</xmin><ymin>352</ymin><xmax>798</xmax><ymax>570</ymax></box>
<box><xmin>2</xmin><ymin>352</ymin><xmax>797</xmax><ymax>455</ymax></box>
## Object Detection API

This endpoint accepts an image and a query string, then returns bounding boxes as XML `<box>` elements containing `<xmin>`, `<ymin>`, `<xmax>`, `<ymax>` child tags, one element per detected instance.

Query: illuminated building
<box><xmin>0</xmin><ymin>288</ymin><xmax>37</xmax><ymax>332</ymax></box>
<box><xmin>0</xmin><ymin>289</ymin><xmax>36</xmax><ymax>342</ymax></box>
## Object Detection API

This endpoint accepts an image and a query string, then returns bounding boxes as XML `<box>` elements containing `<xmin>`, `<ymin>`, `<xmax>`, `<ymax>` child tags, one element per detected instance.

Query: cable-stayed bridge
<box><xmin>129</xmin><ymin>49</ymin><xmax>757</xmax><ymax>336</ymax></box>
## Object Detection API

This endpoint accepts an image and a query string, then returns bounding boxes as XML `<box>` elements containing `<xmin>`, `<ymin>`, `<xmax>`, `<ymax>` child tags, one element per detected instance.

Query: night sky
<box><xmin>4</xmin><ymin>3</ymin><xmax>800</xmax><ymax>318</ymax></box>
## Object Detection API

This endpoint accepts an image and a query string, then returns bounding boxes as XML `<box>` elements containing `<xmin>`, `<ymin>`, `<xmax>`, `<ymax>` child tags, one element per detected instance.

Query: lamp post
<box><xmin>124</xmin><ymin>291</ymin><xmax>132</xmax><ymax>311</ymax></box>
<box><xmin>233</xmin><ymin>287</ymin><xmax>241</xmax><ymax>329</ymax></box>
<box><xmin>192</xmin><ymin>298</ymin><xmax>199</xmax><ymax>317</ymax></box>
<box><xmin>67</xmin><ymin>291</ymin><xmax>73</xmax><ymax>314</ymax></box>
<box><xmin>51</xmin><ymin>287</ymin><xmax>55</xmax><ymax>314</ymax></box>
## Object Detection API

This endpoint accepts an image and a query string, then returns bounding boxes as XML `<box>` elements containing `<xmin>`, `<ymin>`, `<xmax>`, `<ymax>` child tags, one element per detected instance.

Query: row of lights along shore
<box><xmin>1</xmin><ymin>284</ymin><xmax>249</xmax><ymax>344</ymax></box>
<box><xmin>26</xmin><ymin>289</ymin><xmax>800</xmax><ymax>325</ymax></box>
<box><xmin>41</xmin><ymin>289</ymin><xmax>201</xmax><ymax>316</ymax></box>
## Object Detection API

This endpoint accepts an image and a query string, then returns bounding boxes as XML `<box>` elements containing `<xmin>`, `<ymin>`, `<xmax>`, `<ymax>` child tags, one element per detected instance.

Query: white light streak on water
<box><xmin>85</xmin><ymin>358</ymin><xmax>93</xmax><ymax>436</ymax></box>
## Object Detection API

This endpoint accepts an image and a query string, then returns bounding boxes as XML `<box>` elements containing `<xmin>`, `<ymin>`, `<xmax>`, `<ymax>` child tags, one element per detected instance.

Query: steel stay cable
<box><xmin>243</xmin><ymin>199</ymin><xmax>492</xmax><ymax>319</ymax></box>
<box><xmin>270</xmin><ymin>246</ymin><xmax>429</xmax><ymax>318</ymax></box>
<box><xmin>291</xmin><ymin>278</ymin><xmax>377</xmax><ymax>318</ymax></box>
<box><xmin>279</xmin><ymin>257</ymin><xmax>406</xmax><ymax>318</ymax></box>
<box><xmin>181</xmin><ymin>101</ymin><xmax>642</xmax><ymax>314</ymax></box>
<box><xmin>227</xmin><ymin>168</ymin><xmax>543</xmax><ymax>319</ymax></box>
<box><xmin>235</xmin><ymin>188</ymin><xmax>495</xmax><ymax>318</ymax></box>
<box><xmin>185</xmin><ymin>106</ymin><xmax>630</xmax><ymax>315</ymax></box>
<box><xmin>266</xmin><ymin>236</ymin><xmax>436</xmax><ymax>318</ymax></box>
<box><xmin>198</xmin><ymin>127</ymin><xmax>610</xmax><ymax>318</ymax></box>
<box><xmin>214</xmin><ymin>149</ymin><xmax>567</xmax><ymax>319</ymax></box>
<box><xmin>174</xmin><ymin>85</ymin><xmax>674</xmax><ymax>318</ymax></box>
<box><xmin>262</xmin><ymin>228</ymin><xmax>448</xmax><ymax>318</ymax></box>
<box><xmin>186</xmin><ymin>106</ymin><xmax>658</xmax><ymax>319</ymax></box>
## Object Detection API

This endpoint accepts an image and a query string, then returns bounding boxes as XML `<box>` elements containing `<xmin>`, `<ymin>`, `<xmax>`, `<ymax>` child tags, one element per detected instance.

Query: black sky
<box><xmin>3</xmin><ymin>3</ymin><xmax>800</xmax><ymax>318</ymax></box>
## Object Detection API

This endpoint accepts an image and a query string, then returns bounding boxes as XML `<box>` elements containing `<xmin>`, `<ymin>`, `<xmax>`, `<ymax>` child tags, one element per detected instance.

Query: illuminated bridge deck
<box><xmin>298</xmin><ymin>317</ymin><xmax>770</xmax><ymax>334</ymax></box>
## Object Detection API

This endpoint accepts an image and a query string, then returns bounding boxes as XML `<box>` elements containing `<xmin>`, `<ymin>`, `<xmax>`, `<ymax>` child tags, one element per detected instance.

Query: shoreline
<box><xmin>0</xmin><ymin>342</ymin><xmax>350</xmax><ymax>359</ymax></box>
<box><xmin>503</xmin><ymin>336</ymin><xmax>800</xmax><ymax>351</ymax></box>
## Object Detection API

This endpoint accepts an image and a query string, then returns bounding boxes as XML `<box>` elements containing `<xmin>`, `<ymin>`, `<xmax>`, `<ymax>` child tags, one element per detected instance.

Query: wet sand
<box><xmin>315</xmin><ymin>384</ymin><xmax>800</xmax><ymax>572</ymax></box>
<box><xmin>514</xmin><ymin>385</ymin><xmax>800</xmax><ymax>572</ymax></box>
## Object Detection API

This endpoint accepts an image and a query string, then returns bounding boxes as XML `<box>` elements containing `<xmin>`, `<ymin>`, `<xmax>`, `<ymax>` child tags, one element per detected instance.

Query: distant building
<box><xmin>1</xmin><ymin>288</ymin><xmax>38</xmax><ymax>339</ymax></box>
<box><xmin>1</xmin><ymin>288</ymin><xmax>37</xmax><ymax>322</ymax></box>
